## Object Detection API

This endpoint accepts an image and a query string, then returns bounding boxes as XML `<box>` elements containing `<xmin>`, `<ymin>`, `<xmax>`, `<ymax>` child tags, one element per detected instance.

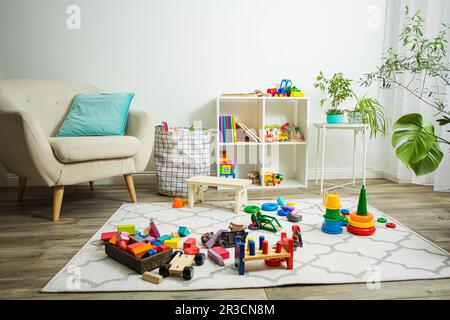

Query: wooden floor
<box><xmin>0</xmin><ymin>178</ymin><xmax>449</xmax><ymax>300</ymax></box>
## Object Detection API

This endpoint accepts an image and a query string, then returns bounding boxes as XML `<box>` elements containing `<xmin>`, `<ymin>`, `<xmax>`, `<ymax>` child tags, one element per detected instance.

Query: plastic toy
<box><xmin>386</xmin><ymin>222</ymin><xmax>396</xmax><ymax>228</ymax></box>
<box><xmin>277</xmin><ymin>209</ymin><xmax>290</xmax><ymax>216</ymax></box>
<box><xmin>234</xmin><ymin>232</ymin><xmax>294</xmax><ymax>275</ymax></box>
<box><xmin>286</xmin><ymin>201</ymin><xmax>297</xmax><ymax>207</ymax></box>
<box><xmin>261</xmin><ymin>202</ymin><xmax>278</xmax><ymax>211</ymax></box>
<box><xmin>117</xmin><ymin>225</ymin><xmax>135</xmax><ymax>234</ymax></box>
<box><xmin>267</xmin><ymin>88</ymin><xmax>277</xmax><ymax>96</ymax></box>
<box><xmin>287</xmin><ymin>210</ymin><xmax>302</xmax><ymax>222</ymax></box>
<box><xmin>321</xmin><ymin>193</ymin><xmax>343</xmax><ymax>234</ymax></box>
<box><xmin>250</xmin><ymin>211</ymin><xmax>282</xmax><ymax>232</ymax></box>
<box><xmin>219</xmin><ymin>150</ymin><xmax>235</xmax><ymax>178</ymax></box>
<box><xmin>340</xmin><ymin>208</ymin><xmax>350</xmax><ymax>216</ymax></box>
<box><xmin>244</xmin><ymin>205</ymin><xmax>260</xmax><ymax>213</ymax></box>
<box><xmin>347</xmin><ymin>185</ymin><xmax>376</xmax><ymax>236</ymax></box>
<box><xmin>173</xmin><ymin>198</ymin><xmax>188</xmax><ymax>208</ymax></box>
<box><xmin>377</xmin><ymin>217</ymin><xmax>387</xmax><ymax>223</ymax></box>
<box><xmin>264</xmin><ymin>172</ymin><xmax>283</xmax><ymax>186</ymax></box>
<box><xmin>281</xmin><ymin>205</ymin><xmax>295</xmax><ymax>211</ymax></box>
<box><xmin>229</xmin><ymin>221</ymin><xmax>246</xmax><ymax>231</ymax></box>
<box><xmin>277</xmin><ymin>197</ymin><xmax>286</xmax><ymax>206</ymax></box>
<box><xmin>288</xmin><ymin>86</ymin><xmax>305</xmax><ymax>97</ymax></box>
<box><xmin>275</xmin><ymin>79</ymin><xmax>292</xmax><ymax>97</ymax></box>
<box><xmin>292</xmin><ymin>225</ymin><xmax>303</xmax><ymax>250</ymax></box>
<box><xmin>203</xmin><ymin>229</ymin><xmax>248</xmax><ymax>248</ymax></box>
<box><xmin>159</xmin><ymin>251</ymin><xmax>206</xmax><ymax>281</ymax></box>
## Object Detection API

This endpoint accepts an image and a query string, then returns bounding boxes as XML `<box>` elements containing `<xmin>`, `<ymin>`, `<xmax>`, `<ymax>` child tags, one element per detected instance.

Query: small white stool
<box><xmin>185</xmin><ymin>176</ymin><xmax>252</xmax><ymax>213</ymax></box>
<box><xmin>313</xmin><ymin>123</ymin><xmax>369</xmax><ymax>195</ymax></box>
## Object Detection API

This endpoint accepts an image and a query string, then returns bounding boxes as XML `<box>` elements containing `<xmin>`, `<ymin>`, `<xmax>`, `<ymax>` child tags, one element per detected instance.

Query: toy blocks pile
<box><xmin>101</xmin><ymin>220</ymin><xmax>194</xmax><ymax>258</ymax></box>
<box><xmin>183</xmin><ymin>237</ymin><xmax>200</xmax><ymax>255</ymax></box>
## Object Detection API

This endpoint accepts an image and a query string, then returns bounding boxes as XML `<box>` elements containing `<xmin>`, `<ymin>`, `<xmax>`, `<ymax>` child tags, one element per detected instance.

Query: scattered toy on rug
<box><xmin>249</xmin><ymin>210</ymin><xmax>282</xmax><ymax>232</ymax></box>
<box><xmin>234</xmin><ymin>232</ymin><xmax>295</xmax><ymax>275</ymax></box>
<box><xmin>321</xmin><ymin>193</ymin><xmax>344</xmax><ymax>235</ymax></box>
<box><xmin>229</xmin><ymin>221</ymin><xmax>247</xmax><ymax>232</ymax></box>
<box><xmin>347</xmin><ymin>185</ymin><xmax>376</xmax><ymax>236</ymax></box>
<box><xmin>173</xmin><ymin>197</ymin><xmax>188</xmax><ymax>208</ymax></box>
<box><xmin>159</xmin><ymin>250</ymin><xmax>205</xmax><ymax>281</ymax></box>
<box><xmin>291</xmin><ymin>225</ymin><xmax>303</xmax><ymax>250</ymax></box>
<box><xmin>202</xmin><ymin>229</ymin><xmax>248</xmax><ymax>248</ymax></box>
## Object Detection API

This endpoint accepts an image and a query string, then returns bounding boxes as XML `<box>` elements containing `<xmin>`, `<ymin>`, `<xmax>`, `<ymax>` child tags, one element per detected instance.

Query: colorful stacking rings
<box><xmin>377</xmin><ymin>217</ymin><xmax>387</xmax><ymax>223</ymax></box>
<box><xmin>244</xmin><ymin>205</ymin><xmax>260</xmax><ymax>213</ymax></box>
<box><xmin>277</xmin><ymin>209</ymin><xmax>290</xmax><ymax>216</ymax></box>
<box><xmin>346</xmin><ymin>224</ymin><xmax>376</xmax><ymax>236</ymax></box>
<box><xmin>349</xmin><ymin>212</ymin><xmax>374</xmax><ymax>223</ymax></box>
<box><xmin>286</xmin><ymin>202</ymin><xmax>297</xmax><ymax>207</ymax></box>
<box><xmin>347</xmin><ymin>218</ymin><xmax>375</xmax><ymax>229</ymax></box>
<box><xmin>261</xmin><ymin>203</ymin><xmax>279</xmax><ymax>212</ymax></box>
<box><xmin>281</xmin><ymin>205</ymin><xmax>295</xmax><ymax>211</ymax></box>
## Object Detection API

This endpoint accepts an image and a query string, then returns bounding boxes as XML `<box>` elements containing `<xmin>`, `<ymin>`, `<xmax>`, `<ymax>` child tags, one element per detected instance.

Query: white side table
<box><xmin>314</xmin><ymin>123</ymin><xmax>369</xmax><ymax>194</ymax></box>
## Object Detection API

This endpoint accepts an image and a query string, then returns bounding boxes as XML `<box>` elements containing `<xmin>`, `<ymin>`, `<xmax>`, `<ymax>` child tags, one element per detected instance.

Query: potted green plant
<box><xmin>314</xmin><ymin>71</ymin><xmax>353</xmax><ymax>124</ymax></box>
<box><xmin>346</xmin><ymin>93</ymin><xmax>389</xmax><ymax>137</ymax></box>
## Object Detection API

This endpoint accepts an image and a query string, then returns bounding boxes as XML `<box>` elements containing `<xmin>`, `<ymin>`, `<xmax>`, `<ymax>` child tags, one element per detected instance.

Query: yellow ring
<box><xmin>349</xmin><ymin>212</ymin><xmax>374</xmax><ymax>223</ymax></box>
<box><xmin>286</xmin><ymin>202</ymin><xmax>297</xmax><ymax>207</ymax></box>
<box><xmin>348</xmin><ymin>218</ymin><xmax>375</xmax><ymax>228</ymax></box>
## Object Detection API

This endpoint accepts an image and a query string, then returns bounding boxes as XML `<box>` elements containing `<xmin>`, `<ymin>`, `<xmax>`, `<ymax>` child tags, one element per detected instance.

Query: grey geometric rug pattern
<box><xmin>42</xmin><ymin>198</ymin><xmax>450</xmax><ymax>292</ymax></box>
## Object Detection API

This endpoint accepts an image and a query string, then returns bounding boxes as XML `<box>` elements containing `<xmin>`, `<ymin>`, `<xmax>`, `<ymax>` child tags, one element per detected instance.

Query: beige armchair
<box><xmin>0</xmin><ymin>79</ymin><xmax>154</xmax><ymax>221</ymax></box>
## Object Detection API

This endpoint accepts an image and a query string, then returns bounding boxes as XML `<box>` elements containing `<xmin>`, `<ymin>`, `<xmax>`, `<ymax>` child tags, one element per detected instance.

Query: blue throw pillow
<box><xmin>57</xmin><ymin>92</ymin><xmax>135</xmax><ymax>136</ymax></box>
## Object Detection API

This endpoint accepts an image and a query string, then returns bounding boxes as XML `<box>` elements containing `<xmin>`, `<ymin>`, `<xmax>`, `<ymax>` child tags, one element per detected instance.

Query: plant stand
<box><xmin>313</xmin><ymin>123</ymin><xmax>369</xmax><ymax>194</ymax></box>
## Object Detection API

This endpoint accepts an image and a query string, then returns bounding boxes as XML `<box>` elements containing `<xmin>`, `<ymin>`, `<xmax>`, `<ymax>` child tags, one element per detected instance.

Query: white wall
<box><xmin>0</xmin><ymin>0</ymin><xmax>389</xmax><ymax>183</ymax></box>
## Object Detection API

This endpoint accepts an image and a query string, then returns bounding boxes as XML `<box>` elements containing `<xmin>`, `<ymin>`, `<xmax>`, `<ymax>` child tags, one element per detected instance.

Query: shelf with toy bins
<box><xmin>216</xmin><ymin>85</ymin><xmax>309</xmax><ymax>190</ymax></box>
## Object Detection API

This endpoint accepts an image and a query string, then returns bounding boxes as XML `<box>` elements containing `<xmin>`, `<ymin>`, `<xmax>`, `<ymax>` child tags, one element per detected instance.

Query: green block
<box><xmin>117</xmin><ymin>224</ymin><xmax>135</xmax><ymax>234</ymax></box>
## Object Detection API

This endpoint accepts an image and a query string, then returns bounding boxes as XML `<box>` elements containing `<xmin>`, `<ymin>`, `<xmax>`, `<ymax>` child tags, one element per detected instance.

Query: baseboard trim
<box><xmin>4</xmin><ymin>167</ymin><xmax>411</xmax><ymax>187</ymax></box>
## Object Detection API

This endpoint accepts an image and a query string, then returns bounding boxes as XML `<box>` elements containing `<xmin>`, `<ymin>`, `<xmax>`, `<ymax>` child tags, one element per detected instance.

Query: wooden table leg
<box><xmin>188</xmin><ymin>183</ymin><xmax>195</xmax><ymax>208</ymax></box>
<box><xmin>195</xmin><ymin>185</ymin><xmax>203</xmax><ymax>203</ymax></box>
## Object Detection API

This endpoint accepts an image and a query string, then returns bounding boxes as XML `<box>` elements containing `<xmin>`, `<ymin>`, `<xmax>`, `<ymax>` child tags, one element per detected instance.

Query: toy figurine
<box><xmin>247</xmin><ymin>171</ymin><xmax>261</xmax><ymax>185</ymax></box>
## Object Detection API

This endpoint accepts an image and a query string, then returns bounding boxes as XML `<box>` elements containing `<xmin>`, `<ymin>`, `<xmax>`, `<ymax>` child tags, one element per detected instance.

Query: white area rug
<box><xmin>42</xmin><ymin>198</ymin><xmax>450</xmax><ymax>292</ymax></box>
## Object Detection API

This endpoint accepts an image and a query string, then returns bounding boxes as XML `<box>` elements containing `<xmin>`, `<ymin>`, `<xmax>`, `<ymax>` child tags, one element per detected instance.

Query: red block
<box><xmin>127</xmin><ymin>241</ymin><xmax>145</xmax><ymax>254</ymax></box>
<box><xmin>101</xmin><ymin>231</ymin><xmax>118</xmax><ymax>242</ymax></box>
<box><xmin>212</xmin><ymin>246</ymin><xmax>229</xmax><ymax>260</ymax></box>
<box><xmin>183</xmin><ymin>237</ymin><xmax>196</xmax><ymax>249</ymax></box>
<box><xmin>184</xmin><ymin>246</ymin><xmax>200</xmax><ymax>255</ymax></box>
<box><xmin>157</xmin><ymin>244</ymin><xmax>170</xmax><ymax>252</ymax></box>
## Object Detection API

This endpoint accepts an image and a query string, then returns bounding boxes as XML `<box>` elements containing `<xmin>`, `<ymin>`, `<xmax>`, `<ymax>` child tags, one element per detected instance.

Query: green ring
<box><xmin>377</xmin><ymin>217</ymin><xmax>387</xmax><ymax>223</ymax></box>
<box><xmin>244</xmin><ymin>205</ymin><xmax>260</xmax><ymax>213</ymax></box>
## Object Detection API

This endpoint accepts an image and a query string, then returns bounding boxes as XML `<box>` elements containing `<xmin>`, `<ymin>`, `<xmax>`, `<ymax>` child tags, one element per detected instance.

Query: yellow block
<box><xmin>117</xmin><ymin>224</ymin><xmax>136</xmax><ymax>234</ymax></box>
<box><xmin>164</xmin><ymin>237</ymin><xmax>180</xmax><ymax>249</ymax></box>
<box><xmin>348</xmin><ymin>218</ymin><xmax>375</xmax><ymax>229</ymax></box>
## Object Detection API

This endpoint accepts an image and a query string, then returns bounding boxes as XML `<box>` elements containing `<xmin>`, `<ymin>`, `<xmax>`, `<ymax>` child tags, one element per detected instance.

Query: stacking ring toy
<box><xmin>281</xmin><ymin>205</ymin><xmax>295</xmax><ymax>211</ymax></box>
<box><xmin>377</xmin><ymin>217</ymin><xmax>387</xmax><ymax>223</ymax></box>
<box><xmin>244</xmin><ymin>205</ymin><xmax>260</xmax><ymax>213</ymax></box>
<box><xmin>347</xmin><ymin>218</ymin><xmax>375</xmax><ymax>229</ymax></box>
<box><xmin>346</xmin><ymin>224</ymin><xmax>376</xmax><ymax>236</ymax></box>
<box><xmin>340</xmin><ymin>208</ymin><xmax>350</xmax><ymax>215</ymax></box>
<box><xmin>349</xmin><ymin>212</ymin><xmax>374</xmax><ymax>223</ymax></box>
<box><xmin>286</xmin><ymin>202</ymin><xmax>297</xmax><ymax>207</ymax></box>
<box><xmin>261</xmin><ymin>203</ymin><xmax>278</xmax><ymax>211</ymax></box>
<box><xmin>386</xmin><ymin>222</ymin><xmax>396</xmax><ymax>228</ymax></box>
<box><xmin>277</xmin><ymin>209</ymin><xmax>290</xmax><ymax>216</ymax></box>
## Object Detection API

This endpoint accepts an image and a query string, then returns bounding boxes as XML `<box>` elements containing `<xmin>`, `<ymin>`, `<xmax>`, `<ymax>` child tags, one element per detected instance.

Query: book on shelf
<box><xmin>219</xmin><ymin>115</ymin><xmax>261</xmax><ymax>143</ymax></box>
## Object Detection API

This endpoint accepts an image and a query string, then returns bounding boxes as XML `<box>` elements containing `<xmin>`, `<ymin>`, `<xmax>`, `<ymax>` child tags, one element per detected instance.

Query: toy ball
<box><xmin>277</xmin><ymin>197</ymin><xmax>286</xmax><ymax>206</ymax></box>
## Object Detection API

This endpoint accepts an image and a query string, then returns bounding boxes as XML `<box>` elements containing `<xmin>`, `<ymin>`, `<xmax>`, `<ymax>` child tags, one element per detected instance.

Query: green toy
<box><xmin>377</xmin><ymin>217</ymin><xmax>387</xmax><ymax>223</ymax></box>
<box><xmin>244</xmin><ymin>205</ymin><xmax>260</xmax><ymax>213</ymax></box>
<box><xmin>356</xmin><ymin>185</ymin><xmax>368</xmax><ymax>216</ymax></box>
<box><xmin>250</xmin><ymin>211</ymin><xmax>282</xmax><ymax>233</ymax></box>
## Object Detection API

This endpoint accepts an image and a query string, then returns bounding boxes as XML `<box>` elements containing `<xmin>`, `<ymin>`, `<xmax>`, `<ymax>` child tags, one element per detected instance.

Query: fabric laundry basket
<box><xmin>154</xmin><ymin>125</ymin><xmax>211</xmax><ymax>197</ymax></box>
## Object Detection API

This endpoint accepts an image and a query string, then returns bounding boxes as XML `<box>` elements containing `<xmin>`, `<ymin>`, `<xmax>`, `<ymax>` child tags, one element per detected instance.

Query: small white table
<box><xmin>314</xmin><ymin>123</ymin><xmax>369</xmax><ymax>194</ymax></box>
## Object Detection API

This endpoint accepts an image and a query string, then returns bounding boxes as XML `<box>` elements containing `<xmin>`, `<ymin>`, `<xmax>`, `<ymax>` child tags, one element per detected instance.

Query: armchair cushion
<box><xmin>49</xmin><ymin>136</ymin><xmax>141</xmax><ymax>163</ymax></box>
<box><xmin>56</xmin><ymin>92</ymin><xmax>135</xmax><ymax>136</ymax></box>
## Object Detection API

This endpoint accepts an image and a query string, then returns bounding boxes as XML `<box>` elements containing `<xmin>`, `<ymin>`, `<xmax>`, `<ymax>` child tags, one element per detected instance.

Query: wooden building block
<box><xmin>149</xmin><ymin>219</ymin><xmax>160</xmax><ymax>238</ymax></box>
<box><xmin>157</xmin><ymin>234</ymin><xmax>172</xmax><ymax>242</ymax></box>
<box><xmin>117</xmin><ymin>224</ymin><xmax>136</xmax><ymax>234</ymax></box>
<box><xmin>164</xmin><ymin>237</ymin><xmax>180</xmax><ymax>249</ymax></box>
<box><xmin>157</xmin><ymin>244</ymin><xmax>170</xmax><ymax>252</ymax></box>
<box><xmin>144</xmin><ymin>236</ymin><xmax>155</xmax><ymax>243</ymax></box>
<box><xmin>184</xmin><ymin>246</ymin><xmax>200</xmax><ymax>255</ymax></box>
<box><xmin>151</xmin><ymin>240</ymin><xmax>163</xmax><ymax>247</ymax></box>
<box><xmin>183</xmin><ymin>237</ymin><xmax>196</xmax><ymax>249</ymax></box>
<box><xmin>127</xmin><ymin>241</ymin><xmax>146</xmax><ymax>254</ymax></box>
<box><xmin>178</xmin><ymin>226</ymin><xmax>190</xmax><ymax>237</ymax></box>
<box><xmin>171</xmin><ymin>231</ymin><xmax>180</xmax><ymax>238</ymax></box>
<box><xmin>101</xmin><ymin>232</ymin><xmax>118</xmax><ymax>242</ymax></box>
<box><xmin>208</xmin><ymin>249</ymin><xmax>225</xmax><ymax>266</ymax></box>
<box><xmin>132</xmin><ymin>243</ymin><xmax>152</xmax><ymax>257</ymax></box>
<box><xmin>142</xmin><ymin>272</ymin><xmax>163</xmax><ymax>284</ymax></box>
<box><xmin>130</xmin><ymin>234</ymin><xmax>145</xmax><ymax>243</ymax></box>
<box><xmin>119</xmin><ymin>232</ymin><xmax>130</xmax><ymax>242</ymax></box>
<box><xmin>108</xmin><ymin>235</ymin><xmax>118</xmax><ymax>245</ymax></box>
<box><xmin>205</xmin><ymin>229</ymin><xmax>226</xmax><ymax>249</ymax></box>
<box><xmin>212</xmin><ymin>246</ymin><xmax>230</xmax><ymax>260</ymax></box>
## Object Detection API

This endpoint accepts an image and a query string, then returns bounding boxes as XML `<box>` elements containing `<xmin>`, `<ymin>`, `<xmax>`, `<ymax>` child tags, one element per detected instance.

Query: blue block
<box><xmin>178</xmin><ymin>226</ymin><xmax>190</xmax><ymax>237</ymax></box>
<box><xmin>249</xmin><ymin>240</ymin><xmax>256</xmax><ymax>256</ymax></box>
<box><xmin>259</xmin><ymin>236</ymin><xmax>265</xmax><ymax>251</ymax></box>
<box><xmin>157</xmin><ymin>234</ymin><xmax>172</xmax><ymax>242</ymax></box>
<box><xmin>151</xmin><ymin>240</ymin><xmax>163</xmax><ymax>246</ymax></box>
<box><xmin>148</xmin><ymin>249</ymin><xmax>156</xmax><ymax>256</ymax></box>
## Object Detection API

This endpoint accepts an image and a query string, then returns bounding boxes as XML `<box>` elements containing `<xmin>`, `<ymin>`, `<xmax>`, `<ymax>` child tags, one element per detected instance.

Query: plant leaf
<box><xmin>391</xmin><ymin>113</ymin><xmax>439</xmax><ymax>168</ymax></box>
<box><xmin>409</xmin><ymin>142</ymin><xmax>443</xmax><ymax>176</ymax></box>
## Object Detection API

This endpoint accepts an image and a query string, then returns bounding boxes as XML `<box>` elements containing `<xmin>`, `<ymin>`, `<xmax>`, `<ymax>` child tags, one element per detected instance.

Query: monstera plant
<box><xmin>362</xmin><ymin>6</ymin><xmax>450</xmax><ymax>176</ymax></box>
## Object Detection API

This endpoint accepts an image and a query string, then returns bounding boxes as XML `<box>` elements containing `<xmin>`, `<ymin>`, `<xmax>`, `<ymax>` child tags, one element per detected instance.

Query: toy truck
<box><xmin>159</xmin><ymin>251</ymin><xmax>205</xmax><ymax>280</ymax></box>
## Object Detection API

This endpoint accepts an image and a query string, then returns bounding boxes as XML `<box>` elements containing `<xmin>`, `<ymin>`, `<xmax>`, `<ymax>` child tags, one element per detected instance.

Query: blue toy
<box><xmin>261</xmin><ymin>203</ymin><xmax>279</xmax><ymax>212</ymax></box>
<box><xmin>321</xmin><ymin>220</ymin><xmax>343</xmax><ymax>235</ymax></box>
<box><xmin>277</xmin><ymin>209</ymin><xmax>290</xmax><ymax>216</ymax></box>
<box><xmin>277</xmin><ymin>197</ymin><xmax>286</xmax><ymax>206</ymax></box>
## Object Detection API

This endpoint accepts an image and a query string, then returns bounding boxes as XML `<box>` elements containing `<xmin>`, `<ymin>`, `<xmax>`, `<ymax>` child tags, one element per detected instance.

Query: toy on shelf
<box><xmin>347</xmin><ymin>185</ymin><xmax>376</xmax><ymax>236</ymax></box>
<box><xmin>292</xmin><ymin>225</ymin><xmax>303</xmax><ymax>250</ymax></box>
<box><xmin>234</xmin><ymin>232</ymin><xmax>294</xmax><ymax>275</ymax></box>
<box><xmin>265</xmin><ymin>79</ymin><xmax>305</xmax><ymax>98</ymax></box>
<box><xmin>265</xmin><ymin>122</ymin><xmax>304</xmax><ymax>143</ymax></box>
<box><xmin>249</xmin><ymin>210</ymin><xmax>282</xmax><ymax>232</ymax></box>
<box><xmin>321</xmin><ymin>193</ymin><xmax>344</xmax><ymax>234</ymax></box>
<box><xmin>219</xmin><ymin>150</ymin><xmax>236</xmax><ymax>178</ymax></box>
<box><xmin>275</xmin><ymin>79</ymin><xmax>292</xmax><ymax>97</ymax></box>
<box><xmin>264</xmin><ymin>172</ymin><xmax>283</xmax><ymax>186</ymax></box>
<box><xmin>247</xmin><ymin>171</ymin><xmax>261</xmax><ymax>186</ymax></box>
<box><xmin>159</xmin><ymin>251</ymin><xmax>205</xmax><ymax>281</ymax></box>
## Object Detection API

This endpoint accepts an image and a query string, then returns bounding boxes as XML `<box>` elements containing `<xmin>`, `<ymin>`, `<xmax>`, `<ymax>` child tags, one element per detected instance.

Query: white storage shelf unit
<box><xmin>216</xmin><ymin>96</ymin><xmax>309</xmax><ymax>190</ymax></box>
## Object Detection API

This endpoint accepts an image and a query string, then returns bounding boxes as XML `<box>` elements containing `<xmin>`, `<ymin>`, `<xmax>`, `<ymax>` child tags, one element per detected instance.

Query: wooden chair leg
<box><xmin>52</xmin><ymin>186</ymin><xmax>65</xmax><ymax>221</ymax></box>
<box><xmin>17</xmin><ymin>176</ymin><xmax>27</xmax><ymax>202</ymax></box>
<box><xmin>124</xmin><ymin>174</ymin><xmax>138</xmax><ymax>203</ymax></box>
<box><xmin>89</xmin><ymin>181</ymin><xmax>95</xmax><ymax>192</ymax></box>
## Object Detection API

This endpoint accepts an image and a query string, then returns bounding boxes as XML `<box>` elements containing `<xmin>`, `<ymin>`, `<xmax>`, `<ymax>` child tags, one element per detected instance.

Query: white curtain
<box><xmin>382</xmin><ymin>0</ymin><xmax>450</xmax><ymax>191</ymax></box>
